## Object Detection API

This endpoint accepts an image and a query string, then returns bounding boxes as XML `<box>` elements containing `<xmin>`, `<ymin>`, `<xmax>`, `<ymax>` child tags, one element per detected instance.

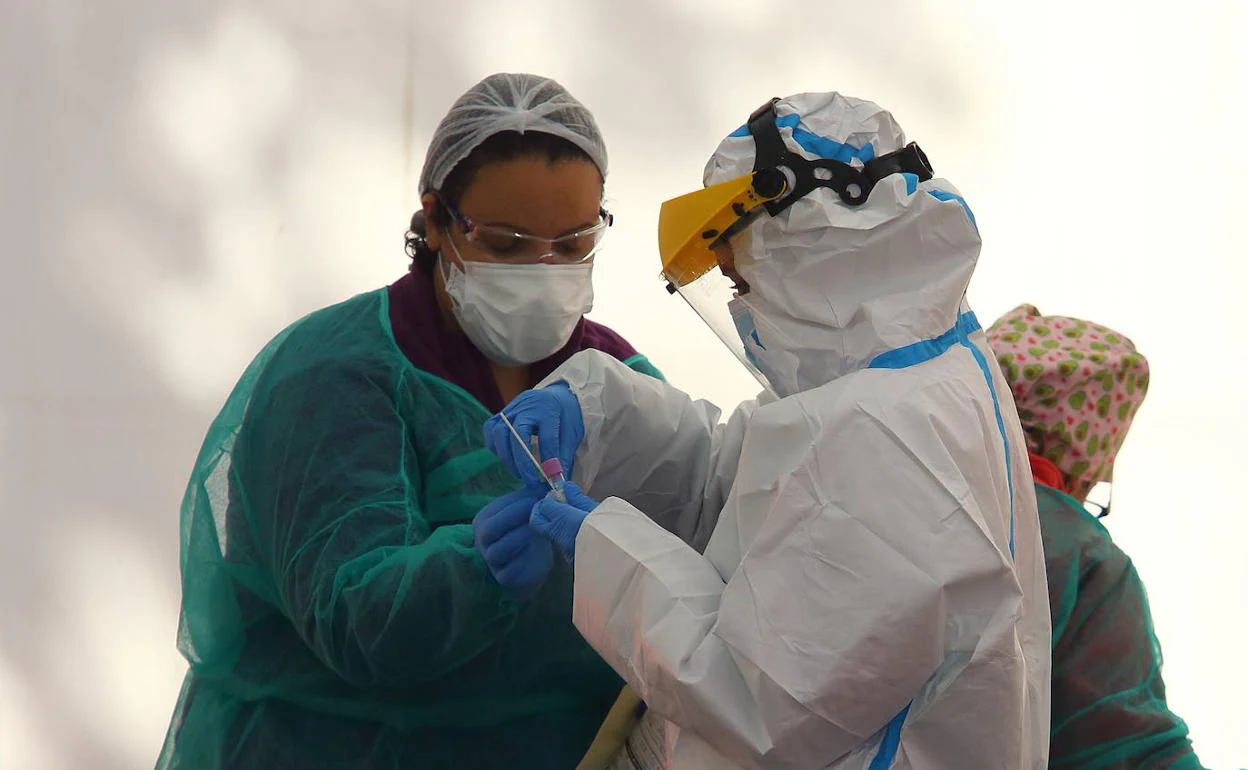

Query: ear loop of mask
<box><xmin>1084</xmin><ymin>483</ymin><xmax>1113</xmax><ymax>519</ymax></box>
<box><xmin>437</xmin><ymin>220</ymin><xmax>473</xmax><ymax>298</ymax></box>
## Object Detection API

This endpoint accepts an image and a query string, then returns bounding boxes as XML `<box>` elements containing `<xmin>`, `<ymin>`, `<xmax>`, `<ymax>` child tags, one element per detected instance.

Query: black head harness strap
<box><xmin>746</xmin><ymin>97</ymin><xmax>934</xmax><ymax>212</ymax></box>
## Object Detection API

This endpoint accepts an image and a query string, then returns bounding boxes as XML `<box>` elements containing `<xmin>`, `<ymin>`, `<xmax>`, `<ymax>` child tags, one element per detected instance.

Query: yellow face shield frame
<box><xmin>658</xmin><ymin>97</ymin><xmax>935</xmax><ymax>292</ymax></box>
<box><xmin>657</xmin><ymin>168</ymin><xmax>788</xmax><ymax>289</ymax></box>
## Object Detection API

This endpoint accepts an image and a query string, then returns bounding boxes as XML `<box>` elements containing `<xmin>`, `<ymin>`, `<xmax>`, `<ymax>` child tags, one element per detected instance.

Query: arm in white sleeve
<box><xmin>572</xmin><ymin>395</ymin><xmax>1023</xmax><ymax>769</ymax></box>
<box><xmin>541</xmin><ymin>349</ymin><xmax>756</xmax><ymax>551</ymax></box>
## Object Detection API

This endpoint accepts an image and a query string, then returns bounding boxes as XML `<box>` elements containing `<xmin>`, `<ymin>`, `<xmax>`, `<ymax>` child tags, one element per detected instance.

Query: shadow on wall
<box><xmin>0</xmin><ymin>2</ymin><xmax>447</xmax><ymax>767</ymax></box>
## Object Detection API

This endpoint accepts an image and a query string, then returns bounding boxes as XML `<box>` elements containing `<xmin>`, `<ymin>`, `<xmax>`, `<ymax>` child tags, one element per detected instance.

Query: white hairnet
<box><xmin>418</xmin><ymin>73</ymin><xmax>608</xmax><ymax>194</ymax></box>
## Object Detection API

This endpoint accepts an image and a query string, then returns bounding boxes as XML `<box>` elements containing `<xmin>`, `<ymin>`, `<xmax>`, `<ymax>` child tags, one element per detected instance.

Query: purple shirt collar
<box><xmin>386</xmin><ymin>267</ymin><xmax>639</xmax><ymax>414</ymax></box>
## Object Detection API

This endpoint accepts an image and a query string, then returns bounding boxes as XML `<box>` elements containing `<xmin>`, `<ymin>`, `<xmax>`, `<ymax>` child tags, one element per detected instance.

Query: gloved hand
<box><xmin>530</xmin><ymin>482</ymin><xmax>600</xmax><ymax>565</ymax></box>
<box><xmin>473</xmin><ymin>489</ymin><xmax>553</xmax><ymax>598</ymax></box>
<box><xmin>484</xmin><ymin>382</ymin><xmax>584</xmax><ymax>489</ymax></box>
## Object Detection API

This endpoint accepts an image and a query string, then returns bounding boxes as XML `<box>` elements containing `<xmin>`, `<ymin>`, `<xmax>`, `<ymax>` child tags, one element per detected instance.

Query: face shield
<box><xmin>658</xmin><ymin>169</ymin><xmax>785</xmax><ymax>393</ymax></box>
<box><xmin>657</xmin><ymin>97</ymin><xmax>935</xmax><ymax>394</ymax></box>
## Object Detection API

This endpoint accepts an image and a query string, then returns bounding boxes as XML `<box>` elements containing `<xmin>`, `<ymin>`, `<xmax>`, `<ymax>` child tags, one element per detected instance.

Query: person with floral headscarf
<box><xmin>988</xmin><ymin>304</ymin><xmax>1206</xmax><ymax>770</ymax></box>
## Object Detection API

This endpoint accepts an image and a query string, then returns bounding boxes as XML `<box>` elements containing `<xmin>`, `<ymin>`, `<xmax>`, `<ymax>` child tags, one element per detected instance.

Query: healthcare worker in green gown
<box><xmin>156</xmin><ymin>72</ymin><xmax>663</xmax><ymax>770</ymax></box>
<box><xmin>987</xmin><ymin>304</ymin><xmax>1206</xmax><ymax>770</ymax></box>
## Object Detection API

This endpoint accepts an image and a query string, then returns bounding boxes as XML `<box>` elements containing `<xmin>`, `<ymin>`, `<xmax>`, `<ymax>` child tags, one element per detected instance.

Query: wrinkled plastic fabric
<box><xmin>546</xmin><ymin>90</ymin><xmax>1050</xmax><ymax>769</ymax></box>
<box><xmin>559</xmin><ymin>344</ymin><xmax>1048</xmax><ymax>770</ymax></box>
<box><xmin>157</xmin><ymin>288</ymin><xmax>660</xmax><ymax>770</ymax></box>
<box><xmin>666</xmin><ymin>93</ymin><xmax>912</xmax><ymax>399</ymax></box>
<box><xmin>419</xmin><ymin>72</ymin><xmax>608</xmax><ymax>193</ymax></box>
<box><xmin>703</xmin><ymin>91</ymin><xmax>982</xmax><ymax>398</ymax></box>
<box><xmin>1037</xmin><ymin>484</ymin><xmax>1206</xmax><ymax>770</ymax></box>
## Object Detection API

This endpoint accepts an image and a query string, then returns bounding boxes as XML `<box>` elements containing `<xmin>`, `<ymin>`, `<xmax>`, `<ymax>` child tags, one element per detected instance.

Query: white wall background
<box><xmin>2</xmin><ymin>1</ymin><xmax>1244</xmax><ymax>767</ymax></box>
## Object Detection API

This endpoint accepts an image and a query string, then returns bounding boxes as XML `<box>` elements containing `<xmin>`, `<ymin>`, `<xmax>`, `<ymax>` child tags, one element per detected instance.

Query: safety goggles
<box><xmin>437</xmin><ymin>193</ymin><xmax>612</xmax><ymax>265</ymax></box>
<box><xmin>658</xmin><ymin>97</ymin><xmax>935</xmax><ymax>291</ymax></box>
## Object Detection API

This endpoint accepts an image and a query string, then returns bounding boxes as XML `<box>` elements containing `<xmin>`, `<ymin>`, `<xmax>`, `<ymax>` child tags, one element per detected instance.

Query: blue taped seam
<box><xmin>729</xmin><ymin>113</ymin><xmax>875</xmax><ymax>164</ymax></box>
<box><xmin>927</xmin><ymin>189</ymin><xmax>978</xmax><ymax>231</ymax></box>
<box><xmin>960</xmin><ymin>337</ymin><xmax>1016</xmax><ymax>557</ymax></box>
<box><xmin>869</xmin><ymin>312</ymin><xmax>1016</xmax><ymax>557</ymax></box>
<box><xmin>869</xmin><ymin>703</ymin><xmax>913</xmax><ymax>769</ymax></box>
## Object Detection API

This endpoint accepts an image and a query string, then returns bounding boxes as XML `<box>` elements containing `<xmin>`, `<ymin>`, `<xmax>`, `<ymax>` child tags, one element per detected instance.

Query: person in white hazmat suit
<box><xmin>476</xmin><ymin>92</ymin><xmax>1051</xmax><ymax>769</ymax></box>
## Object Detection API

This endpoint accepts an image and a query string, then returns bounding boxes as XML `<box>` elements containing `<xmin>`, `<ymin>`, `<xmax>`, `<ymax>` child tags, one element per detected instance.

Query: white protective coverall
<box><xmin>546</xmin><ymin>92</ymin><xmax>1051</xmax><ymax>769</ymax></box>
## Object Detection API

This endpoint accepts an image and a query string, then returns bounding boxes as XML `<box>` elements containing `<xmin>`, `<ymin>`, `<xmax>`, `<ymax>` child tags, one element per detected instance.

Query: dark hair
<box><xmin>405</xmin><ymin>131</ymin><xmax>601</xmax><ymax>274</ymax></box>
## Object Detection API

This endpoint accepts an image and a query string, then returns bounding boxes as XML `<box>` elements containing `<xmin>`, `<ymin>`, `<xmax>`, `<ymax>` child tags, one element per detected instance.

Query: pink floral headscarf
<box><xmin>986</xmin><ymin>304</ymin><xmax>1149</xmax><ymax>498</ymax></box>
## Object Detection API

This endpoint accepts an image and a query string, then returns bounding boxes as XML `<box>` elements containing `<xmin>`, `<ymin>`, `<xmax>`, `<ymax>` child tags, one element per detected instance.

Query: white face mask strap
<box><xmin>439</xmin><ymin>232</ymin><xmax>469</xmax><ymax>282</ymax></box>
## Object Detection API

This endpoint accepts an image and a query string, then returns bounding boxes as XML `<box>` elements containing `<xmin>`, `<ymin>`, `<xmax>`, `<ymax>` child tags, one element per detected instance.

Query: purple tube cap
<box><xmin>540</xmin><ymin>458</ymin><xmax>564</xmax><ymax>477</ymax></box>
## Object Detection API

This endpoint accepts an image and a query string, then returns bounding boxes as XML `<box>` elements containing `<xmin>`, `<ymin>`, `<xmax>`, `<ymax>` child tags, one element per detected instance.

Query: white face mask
<box><xmin>440</xmin><ymin>250</ymin><xmax>594</xmax><ymax>367</ymax></box>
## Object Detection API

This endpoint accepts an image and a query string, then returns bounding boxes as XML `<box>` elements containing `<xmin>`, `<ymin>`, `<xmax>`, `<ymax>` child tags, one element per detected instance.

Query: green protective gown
<box><xmin>1038</xmin><ymin>484</ymin><xmax>1206</xmax><ymax>770</ymax></box>
<box><xmin>157</xmin><ymin>287</ymin><xmax>664</xmax><ymax>769</ymax></box>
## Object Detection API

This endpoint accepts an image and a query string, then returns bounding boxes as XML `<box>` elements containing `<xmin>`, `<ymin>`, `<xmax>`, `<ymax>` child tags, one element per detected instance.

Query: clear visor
<box><xmin>657</xmin><ymin>170</ymin><xmax>790</xmax><ymax>397</ymax></box>
<box><xmin>668</xmin><ymin>265</ymin><xmax>775</xmax><ymax>396</ymax></box>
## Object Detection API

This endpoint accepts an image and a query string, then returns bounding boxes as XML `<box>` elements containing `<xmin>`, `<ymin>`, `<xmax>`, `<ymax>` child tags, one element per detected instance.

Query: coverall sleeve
<box><xmin>1049</xmin><ymin>528</ymin><xmax>1206</xmax><ymax>769</ymax></box>
<box><xmin>235</xmin><ymin>363</ymin><xmax>523</xmax><ymax>689</ymax></box>
<box><xmin>541</xmin><ymin>349</ymin><xmax>755</xmax><ymax>552</ymax></box>
<box><xmin>571</xmin><ymin>398</ymin><xmax>1022</xmax><ymax>769</ymax></box>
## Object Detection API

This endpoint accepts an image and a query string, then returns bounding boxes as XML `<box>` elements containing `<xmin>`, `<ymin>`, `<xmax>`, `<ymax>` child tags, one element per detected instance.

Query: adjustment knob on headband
<box><xmin>752</xmin><ymin>168</ymin><xmax>788</xmax><ymax>199</ymax></box>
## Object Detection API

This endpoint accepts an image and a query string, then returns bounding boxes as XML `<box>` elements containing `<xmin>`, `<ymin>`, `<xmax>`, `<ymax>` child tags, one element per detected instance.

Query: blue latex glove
<box><xmin>530</xmin><ymin>482</ymin><xmax>599</xmax><ymax>564</ymax></box>
<box><xmin>473</xmin><ymin>488</ymin><xmax>553</xmax><ymax>598</ymax></box>
<box><xmin>484</xmin><ymin>382</ymin><xmax>584</xmax><ymax>489</ymax></box>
